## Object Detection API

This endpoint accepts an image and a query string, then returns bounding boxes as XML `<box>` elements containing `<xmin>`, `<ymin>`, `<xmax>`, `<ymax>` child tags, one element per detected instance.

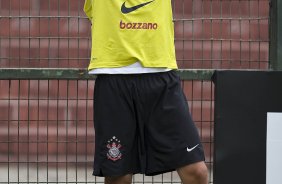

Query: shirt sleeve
<box><xmin>83</xmin><ymin>0</ymin><xmax>93</xmax><ymax>20</ymax></box>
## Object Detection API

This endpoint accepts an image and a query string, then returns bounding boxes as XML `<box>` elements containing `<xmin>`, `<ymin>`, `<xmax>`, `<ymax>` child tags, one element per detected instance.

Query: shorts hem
<box><xmin>92</xmin><ymin>169</ymin><xmax>141</xmax><ymax>177</ymax></box>
<box><xmin>145</xmin><ymin>158</ymin><xmax>205</xmax><ymax>176</ymax></box>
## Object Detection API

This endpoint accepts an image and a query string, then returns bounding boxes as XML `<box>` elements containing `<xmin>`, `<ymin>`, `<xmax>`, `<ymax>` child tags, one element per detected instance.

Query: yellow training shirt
<box><xmin>84</xmin><ymin>0</ymin><xmax>178</xmax><ymax>70</ymax></box>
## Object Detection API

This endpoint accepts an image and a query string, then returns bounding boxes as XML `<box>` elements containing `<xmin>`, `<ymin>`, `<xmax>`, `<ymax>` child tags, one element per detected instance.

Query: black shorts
<box><xmin>93</xmin><ymin>70</ymin><xmax>205</xmax><ymax>176</ymax></box>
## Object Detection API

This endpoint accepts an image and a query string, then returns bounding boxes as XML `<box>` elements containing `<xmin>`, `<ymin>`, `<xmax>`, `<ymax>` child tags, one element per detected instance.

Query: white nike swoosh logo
<box><xmin>187</xmin><ymin>144</ymin><xmax>199</xmax><ymax>152</ymax></box>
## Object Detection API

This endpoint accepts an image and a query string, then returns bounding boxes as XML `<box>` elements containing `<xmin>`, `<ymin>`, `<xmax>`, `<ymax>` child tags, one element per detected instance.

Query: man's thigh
<box><xmin>105</xmin><ymin>174</ymin><xmax>133</xmax><ymax>184</ymax></box>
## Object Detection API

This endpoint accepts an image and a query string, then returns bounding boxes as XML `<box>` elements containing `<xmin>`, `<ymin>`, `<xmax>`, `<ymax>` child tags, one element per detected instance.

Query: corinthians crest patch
<box><xmin>106</xmin><ymin>136</ymin><xmax>122</xmax><ymax>161</ymax></box>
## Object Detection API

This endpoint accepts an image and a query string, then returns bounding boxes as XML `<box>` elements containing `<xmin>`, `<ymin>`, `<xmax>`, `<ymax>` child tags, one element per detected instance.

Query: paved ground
<box><xmin>0</xmin><ymin>165</ymin><xmax>183</xmax><ymax>184</ymax></box>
